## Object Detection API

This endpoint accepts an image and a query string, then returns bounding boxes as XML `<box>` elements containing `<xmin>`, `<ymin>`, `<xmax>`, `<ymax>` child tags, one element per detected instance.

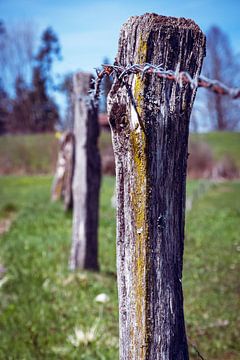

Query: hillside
<box><xmin>191</xmin><ymin>132</ymin><xmax>240</xmax><ymax>167</ymax></box>
<box><xmin>0</xmin><ymin>132</ymin><xmax>239</xmax><ymax>176</ymax></box>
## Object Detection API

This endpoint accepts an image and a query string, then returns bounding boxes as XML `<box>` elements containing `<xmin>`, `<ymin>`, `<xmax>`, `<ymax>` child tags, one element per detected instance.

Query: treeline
<box><xmin>0</xmin><ymin>22</ymin><xmax>61</xmax><ymax>134</ymax></box>
<box><xmin>191</xmin><ymin>26</ymin><xmax>240</xmax><ymax>132</ymax></box>
<box><xmin>0</xmin><ymin>21</ymin><xmax>239</xmax><ymax>135</ymax></box>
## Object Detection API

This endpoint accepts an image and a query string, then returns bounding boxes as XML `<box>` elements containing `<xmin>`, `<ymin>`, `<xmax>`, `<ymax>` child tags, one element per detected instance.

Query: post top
<box><xmin>125</xmin><ymin>13</ymin><xmax>202</xmax><ymax>33</ymax></box>
<box><xmin>73</xmin><ymin>71</ymin><xmax>94</xmax><ymax>95</ymax></box>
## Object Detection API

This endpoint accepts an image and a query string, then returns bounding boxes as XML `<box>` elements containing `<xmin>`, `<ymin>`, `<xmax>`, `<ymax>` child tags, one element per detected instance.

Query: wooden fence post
<box><xmin>51</xmin><ymin>131</ymin><xmax>74</xmax><ymax>211</ymax></box>
<box><xmin>69</xmin><ymin>72</ymin><xmax>101</xmax><ymax>271</ymax></box>
<box><xmin>108</xmin><ymin>14</ymin><xmax>205</xmax><ymax>359</ymax></box>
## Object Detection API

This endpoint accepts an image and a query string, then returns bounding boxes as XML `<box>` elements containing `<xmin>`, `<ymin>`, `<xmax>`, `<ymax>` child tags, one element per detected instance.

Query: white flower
<box><xmin>94</xmin><ymin>293</ymin><xmax>110</xmax><ymax>304</ymax></box>
<box><xmin>0</xmin><ymin>276</ymin><xmax>8</xmax><ymax>288</ymax></box>
<box><xmin>67</xmin><ymin>325</ymin><xmax>97</xmax><ymax>347</ymax></box>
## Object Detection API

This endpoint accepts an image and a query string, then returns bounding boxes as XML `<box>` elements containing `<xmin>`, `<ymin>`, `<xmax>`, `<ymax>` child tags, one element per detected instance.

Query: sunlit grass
<box><xmin>191</xmin><ymin>132</ymin><xmax>240</xmax><ymax>167</ymax></box>
<box><xmin>0</xmin><ymin>176</ymin><xmax>239</xmax><ymax>359</ymax></box>
<box><xmin>0</xmin><ymin>132</ymin><xmax>239</xmax><ymax>175</ymax></box>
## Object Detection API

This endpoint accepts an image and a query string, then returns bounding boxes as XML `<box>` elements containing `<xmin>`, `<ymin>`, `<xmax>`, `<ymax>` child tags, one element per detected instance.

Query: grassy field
<box><xmin>0</xmin><ymin>132</ymin><xmax>240</xmax><ymax>175</ymax></box>
<box><xmin>191</xmin><ymin>132</ymin><xmax>240</xmax><ymax>167</ymax></box>
<box><xmin>0</xmin><ymin>176</ymin><xmax>239</xmax><ymax>359</ymax></box>
<box><xmin>184</xmin><ymin>181</ymin><xmax>240</xmax><ymax>359</ymax></box>
<box><xmin>0</xmin><ymin>134</ymin><xmax>59</xmax><ymax>175</ymax></box>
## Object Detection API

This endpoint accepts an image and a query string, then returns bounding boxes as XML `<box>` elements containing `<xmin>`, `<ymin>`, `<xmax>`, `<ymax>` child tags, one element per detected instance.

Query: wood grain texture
<box><xmin>108</xmin><ymin>13</ymin><xmax>205</xmax><ymax>359</ymax></box>
<box><xmin>69</xmin><ymin>72</ymin><xmax>101</xmax><ymax>271</ymax></box>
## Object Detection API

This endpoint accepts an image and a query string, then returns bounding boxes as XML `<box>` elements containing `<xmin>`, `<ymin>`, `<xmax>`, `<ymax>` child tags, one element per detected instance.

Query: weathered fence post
<box><xmin>51</xmin><ymin>131</ymin><xmax>74</xmax><ymax>211</ymax></box>
<box><xmin>108</xmin><ymin>14</ymin><xmax>205</xmax><ymax>359</ymax></box>
<box><xmin>69</xmin><ymin>72</ymin><xmax>101</xmax><ymax>271</ymax></box>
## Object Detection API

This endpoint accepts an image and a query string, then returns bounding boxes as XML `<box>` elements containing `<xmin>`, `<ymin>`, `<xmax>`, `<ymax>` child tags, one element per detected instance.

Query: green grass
<box><xmin>185</xmin><ymin>181</ymin><xmax>240</xmax><ymax>359</ymax></box>
<box><xmin>0</xmin><ymin>134</ymin><xmax>59</xmax><ymax>175</ymax></box>
<box><xmin>0</xmin><ymin>176</ymin><xmax>117</xmax><ymax>359</ymax></box>
<box><xmin>191</xmin><ymin>132</ymin><xmax>240</xmax><ymax>167</ymax></box>
<box><xmin>0</xmin><ymin>131</ymin><xmax>239</xmax><ymax>175</ymax></box>
<box><xmin>0</xmin><ymin>132</ymin><xmax>113</xmax><ymax>176</ymax></box>
<box><xmin>0</xmin><ymin>132</ymin><xmax>111</xmax><ymax>175</ymax></box>
<box><xmin>0</xmin><ymin>176</ymin><xmax>239</xmax><ymax>359</ymax></box>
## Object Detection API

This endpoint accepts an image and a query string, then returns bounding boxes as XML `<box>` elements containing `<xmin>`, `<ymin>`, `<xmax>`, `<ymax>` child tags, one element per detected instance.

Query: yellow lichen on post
<box><xmin>128</xmin><ymin>36</ymin><xmax>149</xmax><ymax>358</ymax></box>
<box><xmin>137</xmin><ymin>37</ymin><xmax>147</xmax><ymax>64</ymax></box>
<box><xmin>135</xmin><ymin>37</ymin><xmax>147</xmax><ymax>113</ymax></box>
<box><xmin>130</xmin><ymin>129</ymin><xmax>148</xmax><ymax>357</ymax></box>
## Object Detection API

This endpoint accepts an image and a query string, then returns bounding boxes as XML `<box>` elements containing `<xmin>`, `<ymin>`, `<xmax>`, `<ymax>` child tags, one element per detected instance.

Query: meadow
<box><xmin>0</xmin><ymin>132</ymin><xmax>240</xmax><ymax>175</ymax></box>
<box><xmin>0</xmin><ymin>175</ymin><xmax>239</xmax><ymax>359</ymax></box>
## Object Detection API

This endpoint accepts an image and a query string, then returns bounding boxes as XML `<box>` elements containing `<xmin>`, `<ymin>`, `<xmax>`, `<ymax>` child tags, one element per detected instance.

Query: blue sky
<box><xmin>1</xmin><ymin>0</ymin><xmax>240</xmax><ymax>118</ymax></box>
<box><xmin>1</xmin><ymin>0</ymin><xmax>240</xmax><ymax>75</ymax></box>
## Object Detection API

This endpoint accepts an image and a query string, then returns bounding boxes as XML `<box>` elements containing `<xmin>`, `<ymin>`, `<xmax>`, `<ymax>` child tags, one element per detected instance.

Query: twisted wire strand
<box><xmin>91</xmin><ymin>63</ymin><xmax>240</xmax><ymax>102</ymax></box>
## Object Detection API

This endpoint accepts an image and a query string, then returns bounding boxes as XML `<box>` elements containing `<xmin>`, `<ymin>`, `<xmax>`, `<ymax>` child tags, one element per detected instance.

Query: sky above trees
<box><xmin>1</xmin><ymin>0</ymin><xmax>240</xmax><ymax>130</ymax></box>
<box><xmin>1</xmin><ymin>0</ymin><xmax>240</xmax><ymax>76</ymax></box>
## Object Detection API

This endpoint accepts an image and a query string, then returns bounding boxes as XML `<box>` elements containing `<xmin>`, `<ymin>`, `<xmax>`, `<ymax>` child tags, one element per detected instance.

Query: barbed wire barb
<box><xmin>92</xmin><ymin>63</ymin><xmax>240</xmax><ymax>102</ymax></box>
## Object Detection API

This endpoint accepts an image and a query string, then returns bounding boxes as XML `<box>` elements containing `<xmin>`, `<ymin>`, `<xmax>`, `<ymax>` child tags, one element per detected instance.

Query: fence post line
<box><xmin>69</xmin><ymin>72</ymin><xmax>101</xmax><ymax>271</ymax></box>
<box><xmin>51</xmin><ymin>131</ymin><xmax>74</xmax><ymax>211</ymax></box>
<box><xmin>108</xmin><ymin>14</ymin><xmax>205</xmax><ymax>359</ymax></box>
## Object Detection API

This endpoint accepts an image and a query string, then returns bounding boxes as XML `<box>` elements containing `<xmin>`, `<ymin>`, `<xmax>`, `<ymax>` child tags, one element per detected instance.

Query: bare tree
<box><xmin>0</xmin><ymin>21</ymin><xmax>36</xmax><ymax>91</ymax></box>
<box><xmin>202</xmin><ymin>26</ymin><xmax>240</xmax><ymax>130</ymax></box>
<box><xmin>59</xmin><ymin>72</ymin><xmax>74</xmax><ymax>131</ymax></box>
<box><xmin>0</xmin><ymin>80</ymin><xmax>10</xmax><ymax>134</ymax></box>
<box><xmin>0</xmin><ymin>21</ymin><xmax>8</xmax><ymax>82</ymax></box>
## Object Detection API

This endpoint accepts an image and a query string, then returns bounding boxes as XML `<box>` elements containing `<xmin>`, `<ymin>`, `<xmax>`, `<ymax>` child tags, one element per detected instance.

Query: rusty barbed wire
<box><xmin>92</xmin><ymin>63</ymin><xmax>240</xmax><ymax>102</ymax></box>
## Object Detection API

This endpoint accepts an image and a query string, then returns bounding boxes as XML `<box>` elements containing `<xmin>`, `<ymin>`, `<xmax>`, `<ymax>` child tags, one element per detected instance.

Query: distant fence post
<box><xmin>69</xmin><ymin>72</ymin><xmax>101</xmax><ymax>271</ymax></box>
<box><xmin>108</xmin><ymin>14</ymin><xmax>205</xmax><ymax>359</ymax></box>
<box><xmin>51</xmin><ymin>131</ymin><xmax>74</xmax><ymax>211</ymax></box>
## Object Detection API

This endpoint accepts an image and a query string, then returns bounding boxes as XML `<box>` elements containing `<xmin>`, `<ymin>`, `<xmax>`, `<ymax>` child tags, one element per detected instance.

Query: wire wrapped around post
<box><xmin>91</xmin><ymin>63</ymin><xmax>240</xmax><ymax>102</ymax></box>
